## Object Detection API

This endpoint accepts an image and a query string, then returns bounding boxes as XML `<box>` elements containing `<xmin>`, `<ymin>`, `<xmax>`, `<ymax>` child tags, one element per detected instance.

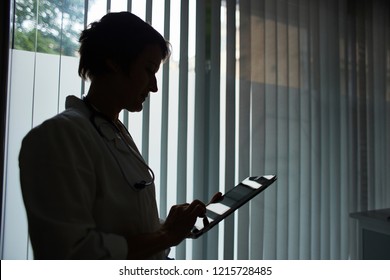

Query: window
<box><xmin>2</xmin><ymin>0</ymin><xmax>389</xmax><ymax>260</ymax></box>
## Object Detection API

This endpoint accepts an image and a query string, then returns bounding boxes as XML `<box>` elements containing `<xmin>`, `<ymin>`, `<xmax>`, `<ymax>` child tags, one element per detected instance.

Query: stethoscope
<box><xmin>83</xmin><ymin>96</ymin><xmax>155</xmax><ymax>190</ymax></box>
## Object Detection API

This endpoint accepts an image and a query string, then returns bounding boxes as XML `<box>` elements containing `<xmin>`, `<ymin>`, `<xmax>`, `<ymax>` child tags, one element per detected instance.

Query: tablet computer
<box><xmin>189</xmin><ymin>175</ymin><xmax>277</xmax><ymax>239</ymax></box>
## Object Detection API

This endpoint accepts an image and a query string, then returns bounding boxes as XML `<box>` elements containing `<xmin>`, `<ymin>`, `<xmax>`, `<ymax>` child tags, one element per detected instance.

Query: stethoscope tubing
<box><xmin>83</xmin><ymin>96</ymin><xmax>155</xmax><ymax>189</ymax></box>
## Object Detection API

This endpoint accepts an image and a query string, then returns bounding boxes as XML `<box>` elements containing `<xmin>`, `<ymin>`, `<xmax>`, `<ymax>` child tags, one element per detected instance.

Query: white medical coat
<box><xmin>19</xmin><ymin>95</ymin><xmax>164</xmax><ymax>259</ymax></box>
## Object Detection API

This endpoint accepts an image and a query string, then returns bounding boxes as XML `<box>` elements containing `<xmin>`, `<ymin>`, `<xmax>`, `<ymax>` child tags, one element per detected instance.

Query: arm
<box><xmin>125</xmin><ymin>200</ymin><xmax>206</xmax><ymax>259</ymax></box>
<box><xmin>124</xmin><ymin>193</ymin><xmax>223</xmax><ymax>259</ymax></box>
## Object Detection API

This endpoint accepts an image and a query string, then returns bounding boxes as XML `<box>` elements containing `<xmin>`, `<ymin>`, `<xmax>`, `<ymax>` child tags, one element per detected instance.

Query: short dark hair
<box><xmin>78</xmin><ymin>12</ymin><xmax>170</xmax><ymax>80</ymax></box>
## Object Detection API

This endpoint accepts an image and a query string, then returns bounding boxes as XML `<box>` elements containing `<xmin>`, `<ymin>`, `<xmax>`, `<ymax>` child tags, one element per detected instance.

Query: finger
<box><xmin>176</xmin><ymin>203</ymin><xmax>190</xmax><ymax>207</ymax></box>
<box><xmin>203</xmin><ymin>216</ymin><xmax>210</xmax><ymax>227</ymax></box>
<box><xmin>209</xmin><ymin>192</ymin><xmax>223</xmax><ymax>204</ymax></box>
<box><xmin>186</xmin><ymin>200</ymin><xmax>206</xmax><ymax>217</ymax></box>
<box><xmin>166</xmin><ymin>203</ymin><xmax>190</xmax><ymax>223</ymax></box>
<box><xmin>170</xmin><ymin>203</ymin><xmax>190</xmax><ymax>212</ymax></box>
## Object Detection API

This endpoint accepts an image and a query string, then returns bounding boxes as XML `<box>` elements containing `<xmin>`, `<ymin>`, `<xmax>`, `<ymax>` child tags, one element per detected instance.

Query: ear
<box><xmin>105</xmin><ymin>59</ymin><xmax>121</xmax><ymax>73</ymax></box>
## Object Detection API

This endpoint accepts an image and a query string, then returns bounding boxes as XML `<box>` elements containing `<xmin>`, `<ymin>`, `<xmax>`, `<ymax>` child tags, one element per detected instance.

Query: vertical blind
<box><xmin>1</xmin><ymin>0</ymin><xmax>389</xmax><ymax>260</ymax></box>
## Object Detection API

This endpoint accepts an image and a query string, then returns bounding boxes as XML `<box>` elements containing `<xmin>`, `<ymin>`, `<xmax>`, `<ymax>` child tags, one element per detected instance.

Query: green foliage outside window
<box><xmin>13</xmin><ymin>0</ymin><xmax>85</xmax><ymax>56</ymax></box>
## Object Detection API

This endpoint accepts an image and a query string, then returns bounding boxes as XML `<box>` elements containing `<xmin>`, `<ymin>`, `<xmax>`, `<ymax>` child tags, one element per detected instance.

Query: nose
<box><xmin>149</xmin><ymin>76</ymin><xmax>158</xmax><ymax>93</ymax></box>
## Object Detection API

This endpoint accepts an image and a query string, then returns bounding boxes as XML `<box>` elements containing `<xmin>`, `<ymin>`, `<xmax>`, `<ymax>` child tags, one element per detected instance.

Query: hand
<box><xmin>208</xmin><ymin>192</ymin><xmax>223</xmax><ymax>204</ymax></box>
<box><xmin>161</xmin><ymin>200</ymin><xmax>206</xmax><ymax>246</ymax></box>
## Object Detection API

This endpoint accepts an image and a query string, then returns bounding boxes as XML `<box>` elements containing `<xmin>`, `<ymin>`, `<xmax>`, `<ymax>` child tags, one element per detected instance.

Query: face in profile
<box><xmin>116</xmin><ymin>44</ymin><xmax>163</xmax><ymax>112</ymax></box>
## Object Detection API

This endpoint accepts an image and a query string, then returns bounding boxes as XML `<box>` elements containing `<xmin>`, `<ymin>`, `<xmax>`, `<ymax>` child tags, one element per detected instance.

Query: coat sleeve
<box><xmin>19</xmin><ymin>116</ymin><xmax>128</xmax><ymax>259</ymax></box>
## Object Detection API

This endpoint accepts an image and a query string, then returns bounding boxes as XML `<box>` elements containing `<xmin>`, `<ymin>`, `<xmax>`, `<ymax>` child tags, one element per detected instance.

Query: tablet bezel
<box><xmin>189</xmin><ymin>175</ymin><xmax>277</xmax><ymax>239</ymax></box>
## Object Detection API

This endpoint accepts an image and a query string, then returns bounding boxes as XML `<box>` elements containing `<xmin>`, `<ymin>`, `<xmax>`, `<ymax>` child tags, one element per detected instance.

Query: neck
<box><xmin>85</xmin><ymin>79</ymin><xmax>120</xmax><ymax>121</ymax></box>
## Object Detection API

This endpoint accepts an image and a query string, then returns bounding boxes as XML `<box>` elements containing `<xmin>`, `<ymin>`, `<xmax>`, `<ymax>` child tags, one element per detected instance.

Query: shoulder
<box><xmin>25</xmin><ymin>95</ymin><xmax>95</xmax><ymax>141</ymax></box>
<box><xmin>19</xmin><ymin>101</ymin><xmax>98</xmax><ymax>163</ymax></box>
<box><xmin>25</xmin><ymin>109</ymin><xmax>90</xmax><ymax>143</ymax></box>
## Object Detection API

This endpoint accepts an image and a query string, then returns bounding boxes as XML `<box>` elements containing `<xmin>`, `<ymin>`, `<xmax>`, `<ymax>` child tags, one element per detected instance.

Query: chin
<box><xmin>128</xmin><ymin>105</ymin><xmax>143</xmax><ymax>112</ymax></box>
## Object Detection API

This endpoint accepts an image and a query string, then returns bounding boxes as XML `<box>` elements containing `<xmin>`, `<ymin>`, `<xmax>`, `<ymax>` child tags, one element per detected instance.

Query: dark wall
<box><xmin>0</xmin><ymin>0</ymin><xmax>11</xmax><ymax>234</ymax></box>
